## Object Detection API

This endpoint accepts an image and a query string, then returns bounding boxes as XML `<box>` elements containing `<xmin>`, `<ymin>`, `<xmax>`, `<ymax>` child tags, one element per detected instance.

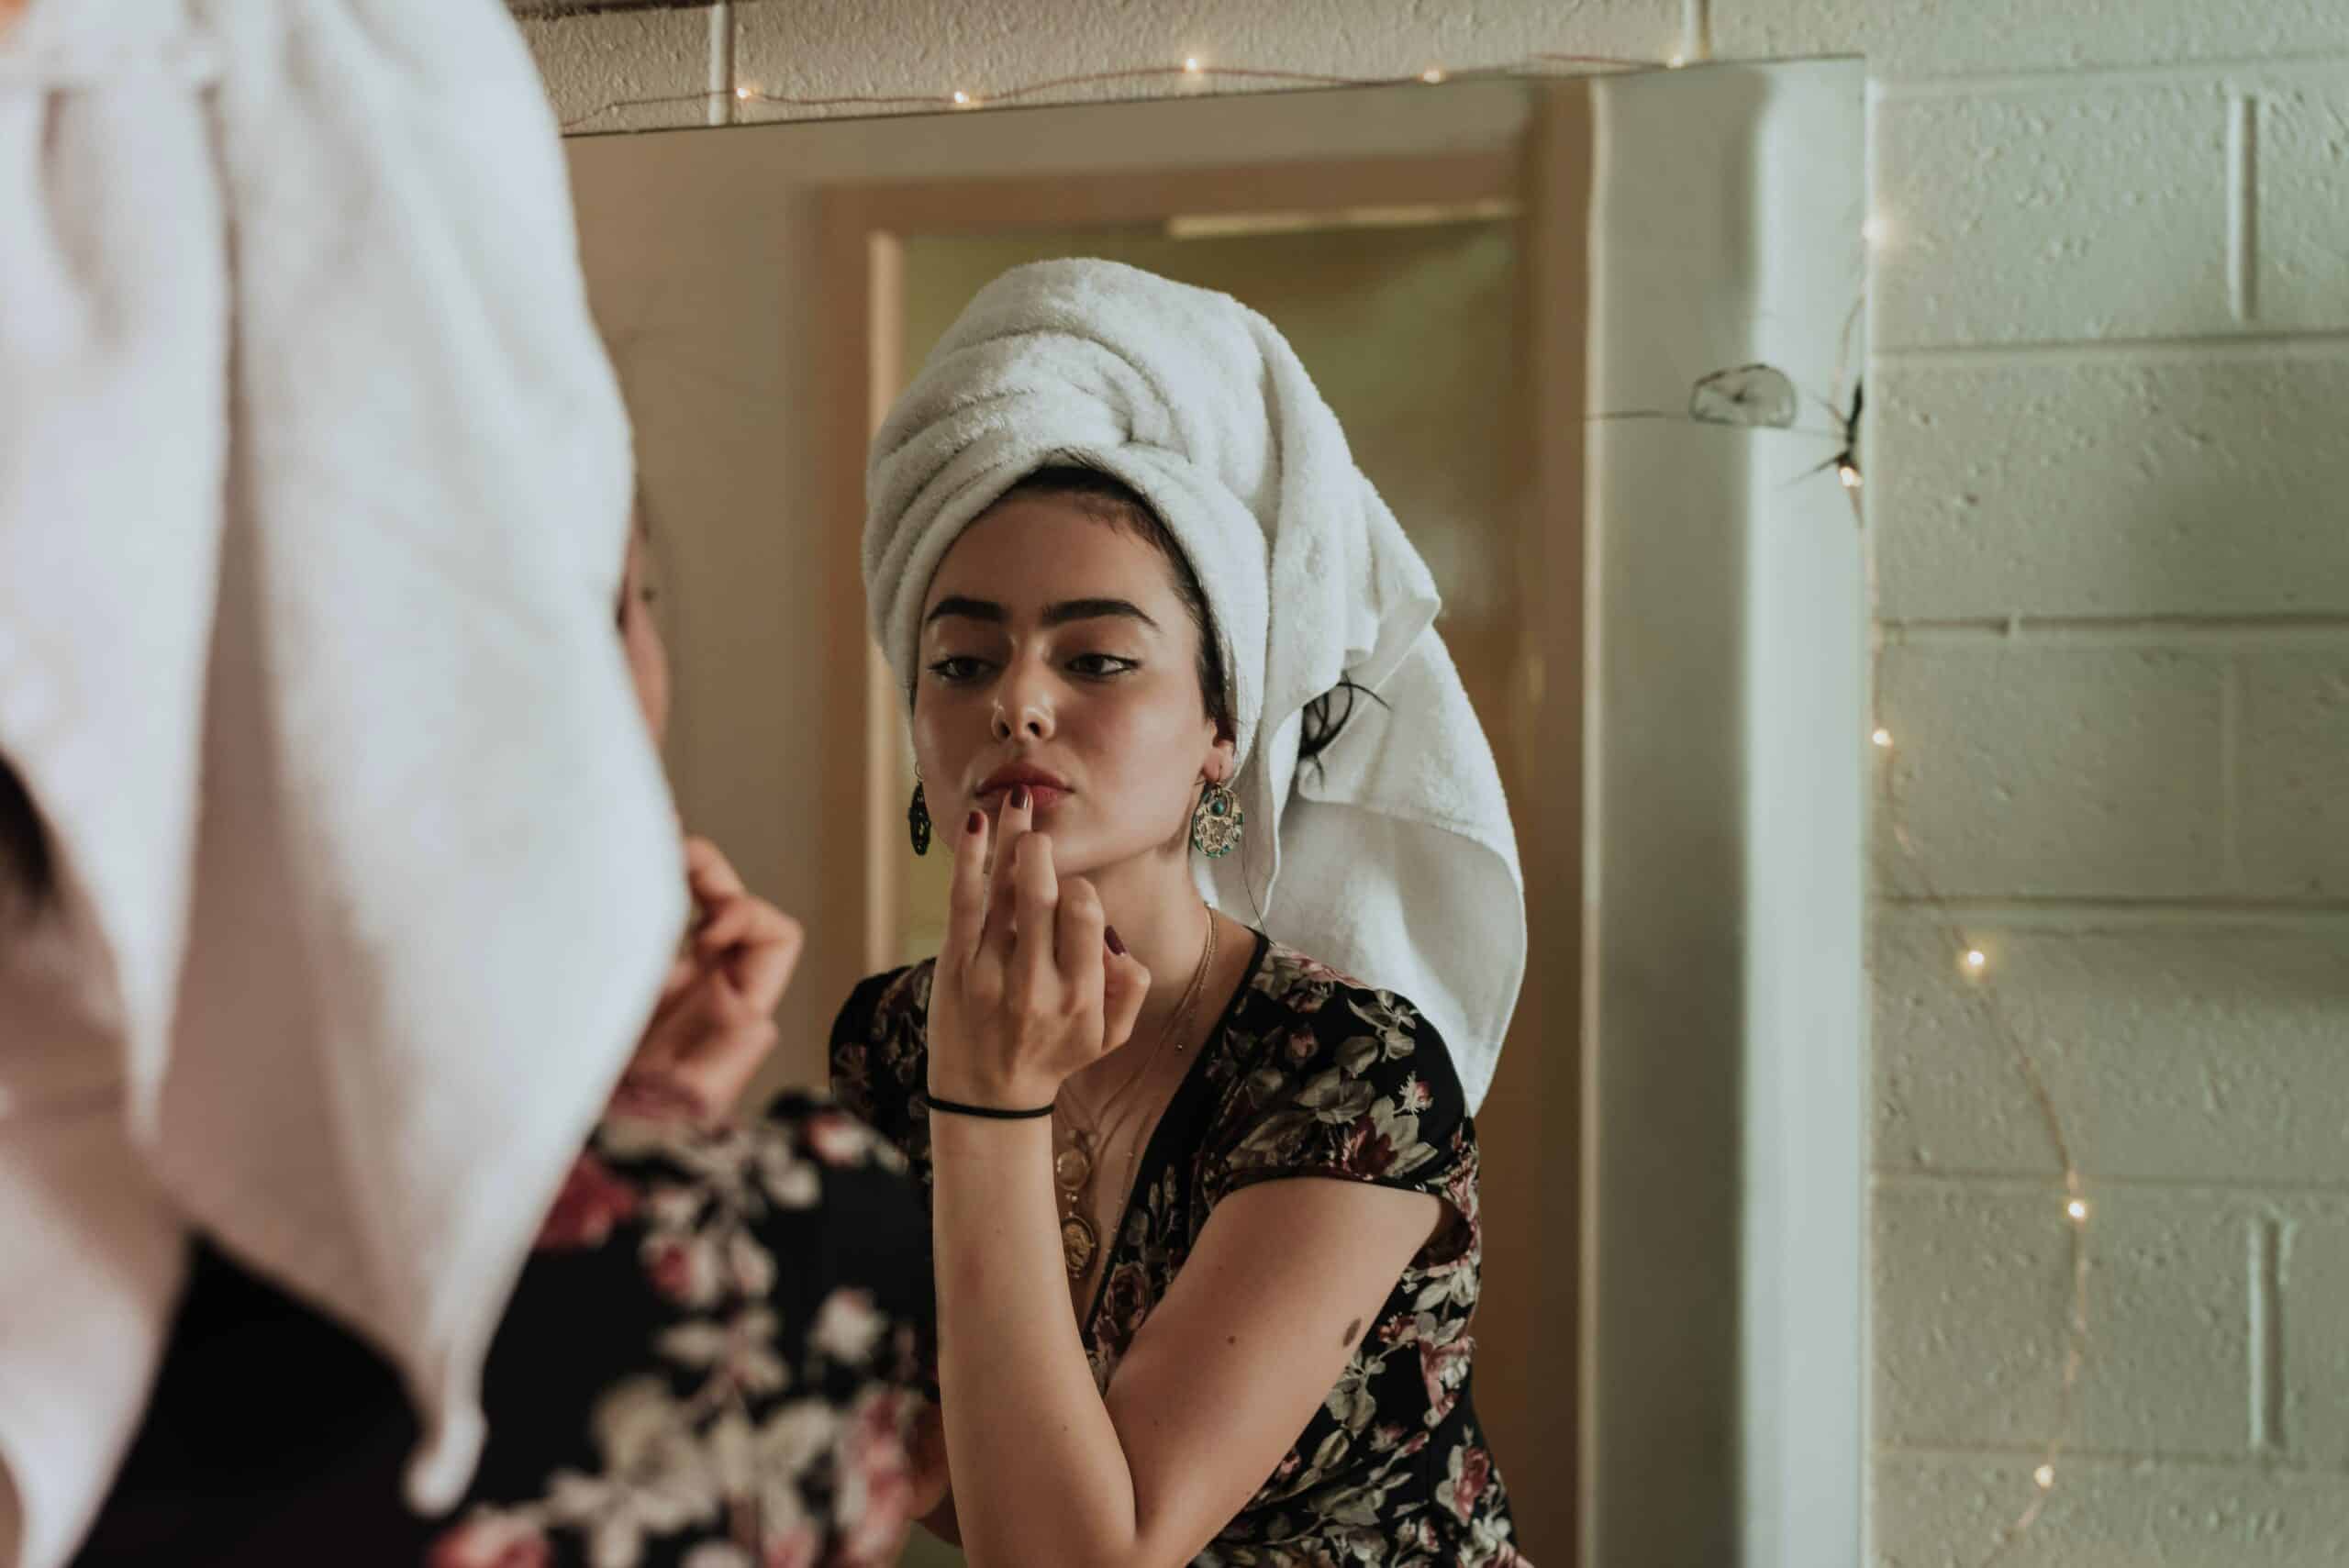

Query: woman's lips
<box><xmin>976</xmin><ymin>784</ymin><xmax>1068</xmax><ymax>812</ymax></box>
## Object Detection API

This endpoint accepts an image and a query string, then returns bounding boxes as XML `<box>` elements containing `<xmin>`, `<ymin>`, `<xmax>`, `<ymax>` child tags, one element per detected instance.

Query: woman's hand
<box><xmin>927</xmin><ymin>790</ymin><xmax>1150</xmax><ymax>1110</ymax></box>
<box><xmin>620</xmin><ymin>836</ymin><xmax>802</xmax><ymax>1118</ymax></box>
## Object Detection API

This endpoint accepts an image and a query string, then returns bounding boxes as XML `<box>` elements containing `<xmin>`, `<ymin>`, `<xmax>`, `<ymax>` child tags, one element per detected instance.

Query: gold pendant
<box><xmin>1061</xmin><ymin>1212</ymin><xmax>1099</xmax><ymax>1277</ymax></box>
<box><xmin>1054</xmin><ymin>1143</ymin><xmax>1094</xmax><ymax>1193</ymax></box>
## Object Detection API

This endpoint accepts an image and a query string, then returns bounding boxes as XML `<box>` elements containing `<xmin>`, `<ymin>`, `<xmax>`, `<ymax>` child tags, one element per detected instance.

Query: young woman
<box><xmin>831</xmin><ymin>260</ymin><xmax>1529</xmax><ymax>1566</ymax></box>
<box><xmin>48</xmin><ymin>529</ymin><xmax>941</xmax><ymax>1568</ymax></box>
<box><xmin>0</xmin><ymin>4</ymin><xmax>938</xmax><ymax>1557</ymax></box>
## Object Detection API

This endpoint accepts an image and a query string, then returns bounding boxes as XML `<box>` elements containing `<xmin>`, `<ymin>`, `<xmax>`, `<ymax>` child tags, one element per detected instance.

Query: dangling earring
<box><xmin>907</xmin><ymin>777</ymin><xmax>932</xmax><ymax>856</ymax></box>
<box><xmin>1190</xmin><ymin>777</ymin><xmax>1243</xmax><ymax>858</ymax></box>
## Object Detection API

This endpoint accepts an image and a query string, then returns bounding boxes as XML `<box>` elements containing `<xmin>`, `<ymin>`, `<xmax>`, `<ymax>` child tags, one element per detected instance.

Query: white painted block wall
<box><xmin>515</xmin><ymin>2</ymin><xmax>2349</xmax><ymax>1562</ymax></box>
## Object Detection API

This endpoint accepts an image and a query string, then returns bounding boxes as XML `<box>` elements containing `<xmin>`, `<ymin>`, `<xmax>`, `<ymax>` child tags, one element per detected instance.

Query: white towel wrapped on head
<box><xmin>864</xmin><ymin>259</ymin><xmax>1524</xmax><ymax>1111</ymax></box>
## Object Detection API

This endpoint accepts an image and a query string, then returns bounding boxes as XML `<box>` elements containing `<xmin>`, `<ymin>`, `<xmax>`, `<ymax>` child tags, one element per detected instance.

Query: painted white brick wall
<box><xmin>514</xmin><ymin>2</ymin><xmax>2349</xmax><ymax>1562</ymax></box>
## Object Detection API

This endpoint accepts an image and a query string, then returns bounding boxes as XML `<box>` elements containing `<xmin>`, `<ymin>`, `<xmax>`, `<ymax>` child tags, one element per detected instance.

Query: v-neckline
<box><xmin>1076</xmin><ymin>928</ymin><xmax>1273</xmax><ymax>1349</ymax></box>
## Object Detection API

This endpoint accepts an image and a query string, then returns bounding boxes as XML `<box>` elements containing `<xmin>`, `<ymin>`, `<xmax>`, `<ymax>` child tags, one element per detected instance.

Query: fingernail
<box><xmin>1106</xmin><ymin>926</ymin><xmax>1126</xmax><ymax>956</ymax></box>
<box><xmin>966</xmin><ymin>810</ymin><xmax>985</xmax><ymax>835</ymax></box>
<box><xmin>1010</xmin><ymin>784</ymin><xmax>1030</xmax><ymax>810</ymax></box>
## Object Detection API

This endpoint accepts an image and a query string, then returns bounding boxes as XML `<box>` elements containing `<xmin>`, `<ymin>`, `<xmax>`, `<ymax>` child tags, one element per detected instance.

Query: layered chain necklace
<box><xmin>1052</xmin><ymin>907</ymin><xmax>1219</xmax><ymax>1280</ymax></box>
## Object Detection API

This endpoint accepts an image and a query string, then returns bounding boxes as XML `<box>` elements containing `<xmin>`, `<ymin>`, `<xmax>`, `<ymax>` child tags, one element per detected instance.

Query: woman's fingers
<box><xmin>726</xmin><ymin>905</ymin><xmax>804</xmax><ymax>1018</ymax></box>
<box><xmin>627</xmin><ymin>970</ymin><xmax>723</xmax><ymax>1109</ymax></box>
<box><xmin>1055</xmin><ymin>873</ymin><xmax>1106</xmax><ymax>1025</ymax></box>
<box><xmin>941</xmin><ymin>807</ymin><xmax>991</xmax><ymax>972</ymax></box>
<box><xmin>683</xmin><ymin>834</ymin><xmax>746</xmax><ymax>901</ymax></box>
<box><xmin>625</xmin><ymin>970</ymin><xmax>778</xmax><ymax>1118</ymax></box>
<box><xmin>985</xmin><ymin>786</ymin><xmax>1036</xmax><ymax>944</ymax></box>
<box><xmin>631</xmin><ymin>952</ymin><xmax>704</xmax><ymax>1075</ymax></box>
<box><xmin>694</xmin><ymin>895</ymin><xmax>760</xmax><ymax>955</ymax></box>
<box><xmin>1008</xmin><ymin>828</ymin><xmax>1060</xmax><ymax>1010</ymax></box>
<box><xmin>1101</xmin><ymin>940</ymin><xmax>1151</xmax><ymax>1053</ymax></box>
<box><xmin>696</xmin><ymin>894</ymin><xmax>803</xmax><ymax>1007</ymax></box>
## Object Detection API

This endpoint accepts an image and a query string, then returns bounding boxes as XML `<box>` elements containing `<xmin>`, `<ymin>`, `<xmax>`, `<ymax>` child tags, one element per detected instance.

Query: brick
<box><xmin>2239</xmin><ymin>647</ymin><xmax>2349</xmax><ymax>897</ymax></box>
<box><xmin>1874</xmin><ymin>1451</ymin><xmax>2349</xmax><ymax>1567</ymax></box>
<box><xmin>1875</xmin><ymin>1186</ymin><xmax>2248</xmax><ymax>1454</ymax></box>
<box><xmin>2287</xmin><ymin>1208</ymin><xmax>2349</xmax><ymax>1466</ymax></box>
<box><xmin>1715</xmin><ymin>0</ymin><xmax>2349</xmax><ymax>81</ymax></box>
<box><xmin>735</xmin><ymin>0</ymin><xmax>1683</xmax><ymax>116</ymax></box>
<box><xmin>2257</xmin><ymin>77</ymin><xmax>2349</xmax><ymax>334</ymax></box>
<box><xmin>518</xmin><ymin>6</ymin><xmax>715</xmax><ymax>135</ymax></box>
<box><xmin>1875</xmin><ymin>923</ymin><xmax>2349</xmax><ymax>1184</ymax></box>
<box><xmin>1874</xmin><ymin>85</ymin><xmax>2232</xmax><ymax>350</ymax></box>
<box><xmin>1874</xmin><ymin>354</ymin><xmax>2349</xmax><ymax>621</ymax></box>
<box><xmin>1876</xmin><ymin>643</ymin><xmax>2229</xmax><ymax>897</ymax></box>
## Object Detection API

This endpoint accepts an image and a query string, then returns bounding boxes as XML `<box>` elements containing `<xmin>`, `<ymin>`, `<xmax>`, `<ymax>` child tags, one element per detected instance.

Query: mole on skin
<box><xmin>1341</xmin><ymin>1318</ymin><xmax>1364</xmax><ymax>1348</ymax></box>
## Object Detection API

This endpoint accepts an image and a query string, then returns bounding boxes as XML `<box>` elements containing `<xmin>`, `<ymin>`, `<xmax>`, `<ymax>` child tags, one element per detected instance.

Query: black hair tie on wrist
<box><xmin>921</xmin><ymin>1091</ymin><xmax>1056</xmax><ymax>1121</ymax></box>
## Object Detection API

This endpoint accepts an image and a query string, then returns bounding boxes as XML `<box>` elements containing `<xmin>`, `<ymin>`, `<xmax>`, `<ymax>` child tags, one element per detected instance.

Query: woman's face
<box><xmin>619</xmin><ymin>529</ymin><xmax>671</xmax><ymax>743</ymax></box>
<box><xmin>913</xmin><ymin>495</ymin><xmax>1234</xmax><ymax>878</ymax></box>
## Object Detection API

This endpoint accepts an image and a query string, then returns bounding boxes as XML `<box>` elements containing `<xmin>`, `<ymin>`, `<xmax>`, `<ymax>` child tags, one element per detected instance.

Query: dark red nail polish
<box><xmin>966</xmin><ymin>810</ymin><xmax>985</xmax><ymax>835</ymax></box>
<box><xmin>1106</xmin><ymin>926</ymin><xmax>1126</xmax><ymax>956</ymax></box>
<box><xmin>1010</xmin><ymin>784</ymin><xmax>1030</xmax><ymax>810</ymax></box>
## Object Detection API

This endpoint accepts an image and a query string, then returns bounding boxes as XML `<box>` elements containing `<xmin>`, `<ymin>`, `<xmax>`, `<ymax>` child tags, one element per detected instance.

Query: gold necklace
<box><xmin>1053</xmin><ymin>909</ymin><xmax>1219</xmax><ymax>1280</ymax></box>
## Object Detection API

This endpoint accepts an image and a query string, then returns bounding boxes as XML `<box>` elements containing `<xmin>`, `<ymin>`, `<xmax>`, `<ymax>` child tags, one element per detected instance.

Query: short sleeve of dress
<box><xmin>818</xmin><ymin>966</ymin><xmax>928</xmax><ymax>1149</ymax></box>
<box><xmin>1204</xmin><ymin>957</ymin><xmax>1481</xmax><ymax>1271</ymax></box>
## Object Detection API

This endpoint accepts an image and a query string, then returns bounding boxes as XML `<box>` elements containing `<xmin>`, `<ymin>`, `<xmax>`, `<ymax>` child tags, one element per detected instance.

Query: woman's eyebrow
<box><xmin>923</xmin><ymin>595</ymin><xmax>1161</xmax><ymax>630</ymax></box>
<box><xmin>924</xmin><ymin>595</ymin><xmax>1003</xmax><ymax>626</ymax></box>
<box><xmin>1041</xmin><ymin>597</ymin><xmax>1159</xmax><ymax>630</ymax></box>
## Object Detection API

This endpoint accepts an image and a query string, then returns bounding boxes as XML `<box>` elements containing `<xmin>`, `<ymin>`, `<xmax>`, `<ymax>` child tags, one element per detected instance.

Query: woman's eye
<box><xmin>927</xmin><ymin>656</ymin><xmax>988</xmax><ymax>683</ymax></box>
<box><xmin>1067</xmin><ymin>653</ymin><xmax>1139</xmax><ymax>679</ymax></box>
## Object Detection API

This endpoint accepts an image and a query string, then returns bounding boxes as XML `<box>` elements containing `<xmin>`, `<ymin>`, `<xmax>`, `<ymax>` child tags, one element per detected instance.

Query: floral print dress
<box><xmin>434</xmin><ymin>1090</ymin><xmax>934</xmax><ymax>1568</ymax></box>
<box><xmin>73</xmin><ymin>1091</ymin><xmax>934</xmax><ymax>1568</ymax></box>
<box><xmin>829</xmin><ymin>931</ymin><xmax>1529</xmax><ymax>1567</ymax></box>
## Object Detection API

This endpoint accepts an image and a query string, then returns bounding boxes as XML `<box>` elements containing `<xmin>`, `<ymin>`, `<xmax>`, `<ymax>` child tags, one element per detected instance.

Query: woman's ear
<box><xmin>1204</xmin><ymin>728</ymin><xmax>1239</xmax><ymax>785</ymax></box>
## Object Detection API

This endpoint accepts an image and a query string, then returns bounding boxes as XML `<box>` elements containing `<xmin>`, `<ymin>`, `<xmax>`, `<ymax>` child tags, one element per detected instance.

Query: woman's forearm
<box><xmin>928</xmin><ymin>1114</ymin><xmax>1141</xmax><ymax>1568</ymax></box>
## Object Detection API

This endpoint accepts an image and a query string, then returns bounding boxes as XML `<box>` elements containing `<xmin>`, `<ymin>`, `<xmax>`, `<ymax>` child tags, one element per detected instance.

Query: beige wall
<box><xmin>523</xmin><ymin>4</ymin><xmax>2349</xmax><ymax>1565</ymax></box>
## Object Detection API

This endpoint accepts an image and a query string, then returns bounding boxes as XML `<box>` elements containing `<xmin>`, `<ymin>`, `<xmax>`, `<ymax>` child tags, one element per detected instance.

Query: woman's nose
<box><xmin>993</xmin><ymin>661</ymin><xmax>1056</xmax><ymax>741</ymax></box>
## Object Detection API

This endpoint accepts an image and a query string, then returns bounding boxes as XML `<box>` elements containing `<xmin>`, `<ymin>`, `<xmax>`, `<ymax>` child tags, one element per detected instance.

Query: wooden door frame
<box><xmin>807</xmin><ymin>117</ymin><xmax>1591</xmax><ymax>1559</ymax></box>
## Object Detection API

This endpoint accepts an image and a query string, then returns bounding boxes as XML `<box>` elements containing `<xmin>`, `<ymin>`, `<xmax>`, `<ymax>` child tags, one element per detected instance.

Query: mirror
<box><xmin>563</xmin><ymin>61</ymin><xmax>1864</xmax><ymax>1567</ymax></box>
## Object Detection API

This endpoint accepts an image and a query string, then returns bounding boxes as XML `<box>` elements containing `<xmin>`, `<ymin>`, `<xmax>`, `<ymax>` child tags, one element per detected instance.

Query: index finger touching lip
<box><xmin>987</xmin><ymin>783</ymin><xmax>1036</xmax><ymax>900</ymax></box>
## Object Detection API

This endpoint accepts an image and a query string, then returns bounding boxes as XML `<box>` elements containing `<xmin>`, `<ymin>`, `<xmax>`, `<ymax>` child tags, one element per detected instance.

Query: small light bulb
<box><xmin>2033</xmin><ymin>1464</ymin><xmax>2056</xmax><ymax>1490</ymax></box>
<box><xmin>1965</xmin><ymin>950</ymin><xmax>1988</xmax><ymax>972</ymax></box>
<box><xmin>1871</xmin><ymin>728</ymin><xmax>1894</xmax><ymax>749</ymax></box>
<box><xmin>1839</xmin><ymin>463</ymin><xmax>1863</xmax><ymax>490</ymax></box>
<box><xmin>952</xmin><ymin>90</ymin><xmax>972</xmax><ymax>106</ymax></box>
<box><xmin>734</xmin><ymin>85</ymin><xmax>752</xmax><ymax>101</ymax></box>
<box><xmin>2067</xmin><ymin>1198</ymin><xmax>2089</xmax><ymax>1222</ymax></box>
<box><xmin>1184</xmin><ymin>57</ymin><xmax>1202</xmax><ymax>73</ymax></box>
<box><xmin>1422</xmin><ymin>67</ymin><xmax>1447</xmax><ymax>83</ymax></box>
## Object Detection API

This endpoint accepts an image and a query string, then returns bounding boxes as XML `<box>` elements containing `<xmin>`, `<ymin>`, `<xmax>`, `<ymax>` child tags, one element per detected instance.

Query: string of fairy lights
<box><xmin>550</xmin><ymin>36</ymin><xmax>2095</xmax><ymax>1561</ymax></box>
<box><xmin>557</xmin><ymin>51</ymin><xmax>1675</xmax><ymax>133</ymax></box>
<box><xmin>1859</xmin><ymin>467</ymin><xmax>2093</xmax><ymax>1560</ymax></box>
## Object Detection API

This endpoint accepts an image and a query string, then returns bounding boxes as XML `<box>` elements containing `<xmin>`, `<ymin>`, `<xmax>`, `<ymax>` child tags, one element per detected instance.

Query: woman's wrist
<box><xmin>924</xmin><ymin>1088</ymin><xmax>1054</xmax><ymax>1121</ymax></box>
<box><xmin>923</xmin><ymin>1099</ymin><xmax>1054</xmax><ymax>1167</ymax></box>
<box><xmin>923</xmin><ymin>1072</ymin><xmax>1060</xmax><ymax>1117</ymax></box>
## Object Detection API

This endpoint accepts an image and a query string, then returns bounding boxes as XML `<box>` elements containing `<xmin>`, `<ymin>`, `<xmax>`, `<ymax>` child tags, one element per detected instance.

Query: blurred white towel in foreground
<box><xmin>0</xmin><ymin>3</ymin><xmax>682</xmax><ymax>1563</ymax></box>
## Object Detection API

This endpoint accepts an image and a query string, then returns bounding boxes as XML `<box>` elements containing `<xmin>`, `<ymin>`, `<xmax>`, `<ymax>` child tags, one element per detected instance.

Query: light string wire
<box><xmin>557</xmin><ymin>52</ymin><xmax>1667</xmax><ymax>133</ymax></box>
<box><xmin>1855</xmin><ymin>417</ymin><xmax>2092</xmax><ymax>1563</ymax></box>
